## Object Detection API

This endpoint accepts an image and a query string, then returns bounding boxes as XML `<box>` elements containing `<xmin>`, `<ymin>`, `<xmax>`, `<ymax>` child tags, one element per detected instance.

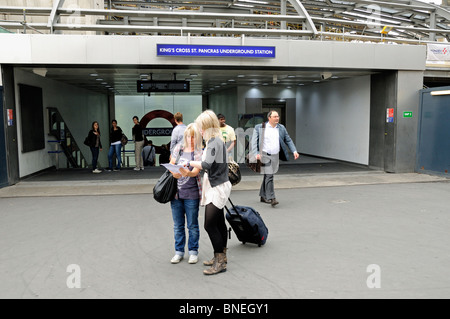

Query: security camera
<box><xmin>321</xmin><ymin>72</ymin><xmax>332</xmax><ymax>80</ymax></box>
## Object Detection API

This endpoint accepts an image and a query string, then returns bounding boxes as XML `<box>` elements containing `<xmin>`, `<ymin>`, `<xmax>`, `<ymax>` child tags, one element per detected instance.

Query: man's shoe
<box><xmin>271</xmin><ymin>199</ymin><xmax>279</xmax><ymax>207</ymax></box>
<box><xmin>260</xmin><ymin>197</ymin><xmax>271</xmax><ymax>204</ymax></box>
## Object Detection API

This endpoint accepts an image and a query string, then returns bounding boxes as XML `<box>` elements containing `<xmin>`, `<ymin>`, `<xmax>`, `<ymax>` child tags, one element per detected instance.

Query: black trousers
<box><xmin>204</xmin><ymin>203</ymin><xmax>228</xmax><ymax>253</ymax></box>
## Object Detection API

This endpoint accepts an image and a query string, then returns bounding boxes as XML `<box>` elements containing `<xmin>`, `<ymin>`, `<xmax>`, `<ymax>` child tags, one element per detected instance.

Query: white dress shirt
<box><xmin>262</xmin><ymin>123</ymin><xmax>280</xmax><ymax>155</ymax></box>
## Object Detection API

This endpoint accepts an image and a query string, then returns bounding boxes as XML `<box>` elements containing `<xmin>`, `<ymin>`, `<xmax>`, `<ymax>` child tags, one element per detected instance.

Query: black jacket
<box><xmin>132</xmin><ymin>124</ymin><xmax>144</xmax><ymax>142</ymax></box>
<box><xmin>87</xmin><ymin>130</ymin><xmax>102</xmax><ymax>148</ymax></box>
<box><xmin>110</xmin><ymin>127</ymin><xmax>123</xmax><ymax>144</ymax></box>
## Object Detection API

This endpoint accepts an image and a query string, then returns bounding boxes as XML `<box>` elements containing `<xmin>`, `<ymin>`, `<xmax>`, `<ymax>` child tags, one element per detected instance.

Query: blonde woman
<box><xmin>169</xmin><ymin>123</ymin><xmax>203</xmax><ymax>264</ymax></box>
<box><xmin>183</xmin><ymin>110</ymin><xmax>231</xmax><ymax>275</ymax></box>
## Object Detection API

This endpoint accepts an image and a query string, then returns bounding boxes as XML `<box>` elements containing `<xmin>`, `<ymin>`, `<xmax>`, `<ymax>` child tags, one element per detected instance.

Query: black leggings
<box><xmin>204</xmin><ymin>203</ymin><xmax>228</xmax><ymax>253</ymax></box>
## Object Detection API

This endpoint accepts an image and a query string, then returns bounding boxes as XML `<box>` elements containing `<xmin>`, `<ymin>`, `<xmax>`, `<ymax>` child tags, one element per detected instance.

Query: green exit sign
<box><xmin>403</xmin><ymin>111</ymin><xmax>413</xmax><ymax>118</ymax></box>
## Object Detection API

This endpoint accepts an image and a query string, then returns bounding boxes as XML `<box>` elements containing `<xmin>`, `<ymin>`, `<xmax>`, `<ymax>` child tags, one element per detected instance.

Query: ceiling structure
<box><xmin>2</xmin><ymin>1</ymin><xmax>450</xmax><ymax>94</ymax></box>
<box><xmin>21</xmin><ymin>66</ymin><xmax>376</xmax><ymax>95</ymax></box>
<box><xmin>1</xmin><ymin>0</ymin><xmax>449</xmax><ymax>43</ymax></box>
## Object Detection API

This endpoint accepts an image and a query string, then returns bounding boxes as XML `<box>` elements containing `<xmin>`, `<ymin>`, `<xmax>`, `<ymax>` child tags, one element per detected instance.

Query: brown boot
<box><xmin>203</xmin><ymin>253</ymin><xmax>227</xmax><ymax>276</ymax></box>
<box><xmin>203</xmin><ymin>248</ymin><xmax>227</xmax><ymax>266</ymax></box>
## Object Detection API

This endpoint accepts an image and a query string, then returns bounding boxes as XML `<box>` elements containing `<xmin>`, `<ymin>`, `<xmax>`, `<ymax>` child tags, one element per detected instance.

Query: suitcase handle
<box><xmin>225</xmin><ymin>198</ymin><xmax>245</xmax><ymax>222</ymax></box>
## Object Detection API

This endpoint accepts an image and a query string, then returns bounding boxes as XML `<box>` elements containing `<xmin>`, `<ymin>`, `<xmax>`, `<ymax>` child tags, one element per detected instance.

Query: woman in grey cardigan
<box><xmin>182</xmin><ymin>110</ymin><xmax>231</xmax><ymax>276</ymax></box>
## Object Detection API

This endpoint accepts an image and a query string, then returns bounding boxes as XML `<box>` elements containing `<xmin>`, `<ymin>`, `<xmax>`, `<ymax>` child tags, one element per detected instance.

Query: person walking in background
<box><xmin>170</xmin><ymin>112</ymin><xmax>187</xmax><ymax>154</ymax></box>
<box><xmin>132</xmin><ymin>116</ymin><xmax>145</xmax><ymax>171</ymax></box>
<box><xmin>107</xmin><ymin>119</ymin><xmax>123</xmax><ymax>172</ymax></box>
<box><xmin>251</xmin><ymin>110</ymin><xmax>299</xmax><ymax>207</ymax></box>
<box><xmin>217</xmin><ymin>114</ymin><xmax>236</xmax><ymax>157</ymax></box>
<box><xmin>169</xmin><ymin>124</ymin><xmax>203</xmax><ymax>265</ymax></box>
<box><xmin>142</xmin><ymin>140</ymin><xmax>156</xmax><ymax>167</ymax></box>
<box><xmin>185</xmin><ymin>110</ymin><xmax>231</xmax><ymax>276</ymax></box>
<box><xmin>159</xmin><ymin>143</ymin><xmax>171</xmax><ymax>165</ymax></box>
<box><xmin>87</xmin><ymin>121</ymin><xmax>103</xmax><ymax>174</ymax></box>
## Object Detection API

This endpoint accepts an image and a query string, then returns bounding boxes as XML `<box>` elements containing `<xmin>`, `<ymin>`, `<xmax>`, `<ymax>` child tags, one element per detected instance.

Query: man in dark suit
<box><xmin>251</xmin><ymin>110</ymin><xmax>299</xmax><ymax>207</ymax></box>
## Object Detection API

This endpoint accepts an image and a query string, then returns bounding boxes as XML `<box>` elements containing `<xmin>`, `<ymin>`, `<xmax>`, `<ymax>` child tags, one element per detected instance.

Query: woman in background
<box><xmin>87</xmin><ymin>121</ymin><xmax>102</xmax><ymax>174</ymax></box>
<box><xmin>107</xmin><ymin>119</ymin><xmax>123</xmax><ymax>172</ymax></box>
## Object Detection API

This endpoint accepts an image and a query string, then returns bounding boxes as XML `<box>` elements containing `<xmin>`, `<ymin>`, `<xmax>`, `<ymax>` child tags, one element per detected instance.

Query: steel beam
<box><xmin>47</xmin><ymin>0</ymin><xmax>65</xmax><ymax>33</ymax></box>
<box><xmin>288</xmin><ymin>0</ymin><xmax>318</xmax><ymax>36</ymax></box>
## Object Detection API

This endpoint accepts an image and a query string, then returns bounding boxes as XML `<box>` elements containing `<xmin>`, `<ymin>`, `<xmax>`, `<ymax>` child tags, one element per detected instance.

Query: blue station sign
<box><xmin>157</xmin><ymin>44</ymin><xmax>276</xmax><ymax>58</ymax></box>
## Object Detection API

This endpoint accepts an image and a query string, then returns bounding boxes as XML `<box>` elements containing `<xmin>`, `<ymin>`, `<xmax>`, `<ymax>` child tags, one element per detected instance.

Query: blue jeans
<box><xmin>170</xmin><ymin>198</ymin><xmax>200</xmax><ymax>256</ymax></box>
<box><xmin>90</xmin><ymin>147</ymin><xmax>99</xmax><ymax>170</ymax></box>
<box><xmin>108</xmin><ymin>144</ymin><xmax>122</xmax><ymax>169</ymax></box>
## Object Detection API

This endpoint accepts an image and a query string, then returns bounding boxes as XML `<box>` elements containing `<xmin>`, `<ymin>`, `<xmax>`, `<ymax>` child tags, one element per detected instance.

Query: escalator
<box><xmin>48</xmin><ymin>107</ymin><xmax>87</xmax><ymax>169</ymax></box>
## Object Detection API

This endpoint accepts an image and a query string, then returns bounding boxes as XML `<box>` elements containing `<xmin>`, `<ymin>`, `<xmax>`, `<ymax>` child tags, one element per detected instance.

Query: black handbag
<box><xmin>121</xmin><ymin>134</ymin><xmax>128</xmax><ymax>146</ymax></box>
<box><xmin>153</xmin><ymin>170</ymin><xmax>178</xmax><ymax>203</ymax></box>
<box><xmin>83</xmin><ymin>136</ymin><xmax>90</xmax><ymax>147</ymax></box>
<box><xmin>153</xmin><ymin>148</ymin><xmax>182</xmax><ymax>203</ymax></box>
<box><xmin>228</xmin><ymin>159</ymin><xmax>241</xmax><ymax>186</ymax></box>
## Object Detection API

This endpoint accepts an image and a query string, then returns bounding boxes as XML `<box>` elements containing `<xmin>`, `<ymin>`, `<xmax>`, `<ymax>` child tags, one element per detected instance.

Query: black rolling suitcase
<box><xmin>225</xmin><ymin>198</ymin><xmax>268</xmax><ymax>247</ymax></box>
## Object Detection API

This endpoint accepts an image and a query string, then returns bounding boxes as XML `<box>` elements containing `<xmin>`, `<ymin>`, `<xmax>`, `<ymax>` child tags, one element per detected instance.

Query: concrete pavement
<box><xmin>0</xmin><ymin>169</ymin><xmax>450</xmax><ymax>298</ymax></box>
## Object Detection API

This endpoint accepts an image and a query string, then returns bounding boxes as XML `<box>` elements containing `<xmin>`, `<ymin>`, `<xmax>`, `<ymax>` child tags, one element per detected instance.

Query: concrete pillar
<box><xmin>394</xmin><ymin>71</ymin><xmax>423</xmax><ymax>173</ymax></box>
<box><xmin>369</xmin><ymin>71</ymin><xmax>424</xmax><ymax>173</ymax></box>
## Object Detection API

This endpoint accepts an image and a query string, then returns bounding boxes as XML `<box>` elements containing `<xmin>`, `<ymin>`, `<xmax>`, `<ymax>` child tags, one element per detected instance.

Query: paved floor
<box><xmin>0</xmin><ymin>156</ymin><xmax>446</xmax><ymax>198</ymax></box>
<box><xmin>0</xmin><ymin>166</ymin><xmax>450</xmax><ymax>298</ymax></box>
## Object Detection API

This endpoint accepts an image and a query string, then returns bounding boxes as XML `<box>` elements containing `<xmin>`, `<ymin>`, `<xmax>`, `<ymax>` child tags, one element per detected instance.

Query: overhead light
<box><xmin>313</xmin><ymin>80</ymin><xmax>321</xmax><ymax>83</ymax></box>
<box><xmin>431</xmin><ymin>90</ymin><xmax>450</xmax><ymax>96</ymax></box>
<box><xmin>228</xmin><ymin>79</ymin><xmax>236</xmax><ymax>82</ymax></box>
<box><xmin>237</xmin><ymin>75</ymin><xmax>245</xmax><ymax>78</ymax></box>
<box><xmin>89</xmin><ymin>73</ymin><xmax>98</xmax><ymax>77</ymax></box>
<box><xmin>239</xmin><ymin>0</ymin><xmax>269</xmax><ymax>4</ymax></box>
<box><xmin>288</xmin><ymin>75</ymin><xmax>296</xmax><ymax>78</ymax></box>
<box><xmin>234</xmin><ymin>3</ymin><xmax>254</xmax><ymax>8</ymax></box>
<box><xmin>96</xmin><ymin>78</ymin><xmax>103</xmax><ymax>81</ymax></box>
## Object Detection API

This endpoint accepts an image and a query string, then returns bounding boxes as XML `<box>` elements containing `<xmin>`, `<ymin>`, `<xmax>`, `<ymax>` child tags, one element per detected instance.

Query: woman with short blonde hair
<box><xmin>182</xmin><ymin>110</ymin><xmax>231</xmax><ymax>276</ymax></box>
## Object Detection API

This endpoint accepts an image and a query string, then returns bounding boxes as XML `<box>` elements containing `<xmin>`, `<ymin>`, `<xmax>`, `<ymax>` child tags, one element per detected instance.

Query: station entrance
<box><xmin>0</xmin><ymin>34</ymin><xmax>426</xmax><ymax>187</ymax></box>
<box><xmin>4</xmin><ymin>64</ymin><xmax>381</xmax><ymax>179</ymax></box>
